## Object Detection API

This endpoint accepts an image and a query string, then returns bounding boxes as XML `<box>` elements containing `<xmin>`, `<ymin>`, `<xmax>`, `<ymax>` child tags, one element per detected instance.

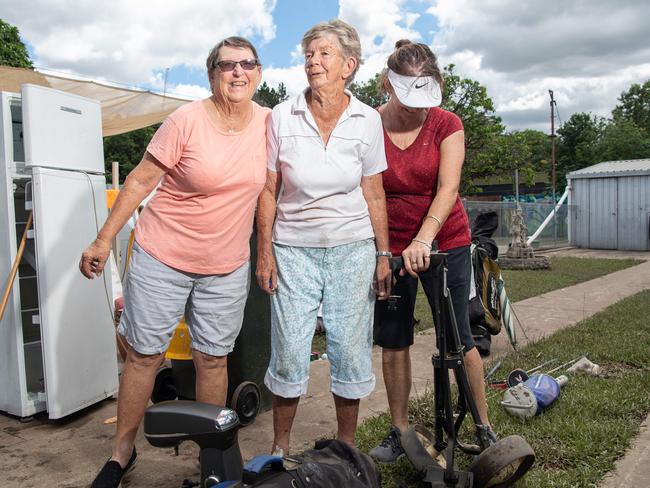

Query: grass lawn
<box><xmin>409</xmin><ymin>256</ymin><xmax>642</xmax><ymax>335</ymax></box>
<box><xmin>355</xmin><ymin>289</ymin><xmax>650</xmax><ymax>487</ymax></box>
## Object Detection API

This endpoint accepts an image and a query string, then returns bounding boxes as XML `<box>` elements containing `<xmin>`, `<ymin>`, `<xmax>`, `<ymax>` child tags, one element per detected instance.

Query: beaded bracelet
<box><xmin>412</xmin><ymin>238</ymin><xmax>432</xmax><ymax>249</ymax></box>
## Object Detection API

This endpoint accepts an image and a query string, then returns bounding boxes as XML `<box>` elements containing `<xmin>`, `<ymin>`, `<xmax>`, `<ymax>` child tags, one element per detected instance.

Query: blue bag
<box><xmin>523</xmin><ymin>374</ymin><xmax>561</xmax><ymax>414</ymax></box>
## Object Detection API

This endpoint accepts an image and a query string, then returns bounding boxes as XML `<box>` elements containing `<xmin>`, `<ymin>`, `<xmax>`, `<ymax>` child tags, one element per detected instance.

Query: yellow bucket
<box><xmin>166</xmin><ymin>318</ymin><xmax>192</xmax><ymax>360</ymax></box>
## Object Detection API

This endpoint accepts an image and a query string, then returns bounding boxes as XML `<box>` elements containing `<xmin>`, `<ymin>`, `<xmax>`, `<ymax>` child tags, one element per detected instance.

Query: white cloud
<box><xmin>170</xmin><ymin>83</ymin><xmax>212</xmax><ymax>100</ymax></box>
<box><xmin>262</xmin><ymin>64</ymin><xmax>307</xmax><ymax>97</ymax></box>
<box><xmin>339</xmin><ymin>0</ymin><xmax>422</xmax><ymax>58</ymax></box>
<box><xmin>289</xmin><ymin>43</ymin><xmax>303</xmax><ymax>65</ymax></box>
<box><xmin>3</xmin><ymin>0</ymin><xmax>277</xmax><ymax>84</ymax></box>
<box><xmin>426</xmin><ymin>0</ymin><xmax>650</xmax><ymax>129</ymax></box>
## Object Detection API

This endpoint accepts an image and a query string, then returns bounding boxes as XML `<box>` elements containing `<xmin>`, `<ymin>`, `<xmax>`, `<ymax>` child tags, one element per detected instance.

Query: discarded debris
<box><xmin>546</xmin><ymin>355</ymin><xmax>586</xmax><ymax>375</ymax></box>
<box><xmin>501</xmin><ymin>374</ymin><xmax>567</xmax><ymax>419</ymax></box>
<box><xmin>567</xmin><ymin>357</ymin><xmax>601</xmax><ymax>376</ymax></box>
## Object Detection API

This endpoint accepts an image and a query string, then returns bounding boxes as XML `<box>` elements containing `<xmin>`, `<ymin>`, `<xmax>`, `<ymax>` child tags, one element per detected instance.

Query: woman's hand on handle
<box><xmin>401</xmin><ymin>240</ymin><xmax>432</xmax><ymax>278</ymax></box>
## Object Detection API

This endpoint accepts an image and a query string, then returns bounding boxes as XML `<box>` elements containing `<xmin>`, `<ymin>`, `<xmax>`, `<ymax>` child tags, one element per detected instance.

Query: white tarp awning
<box><xmin>0</xmin><ymin>66</ymin><xmax>193</xmax><ymax>136</ymax></box>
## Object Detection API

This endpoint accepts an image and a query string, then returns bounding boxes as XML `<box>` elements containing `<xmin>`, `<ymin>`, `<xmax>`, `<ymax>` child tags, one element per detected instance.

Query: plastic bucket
<box><xmin>165</xmin><ymin>318</ymin><xmax>192</xmax><ymax>360</ymax></box>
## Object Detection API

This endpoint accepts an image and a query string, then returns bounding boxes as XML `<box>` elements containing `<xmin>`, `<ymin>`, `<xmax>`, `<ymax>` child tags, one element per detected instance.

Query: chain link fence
<box><xmin>463</xmin><ymin>201</ymin><xmax>573</xmax><ymax>249</ymax></box>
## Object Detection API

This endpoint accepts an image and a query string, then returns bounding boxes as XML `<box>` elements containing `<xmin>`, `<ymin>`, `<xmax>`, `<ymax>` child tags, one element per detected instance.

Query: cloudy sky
<box><xmin>3</xmin><ymin>0</ymin><xmax>650</xmax><ymax>131</ymax></box>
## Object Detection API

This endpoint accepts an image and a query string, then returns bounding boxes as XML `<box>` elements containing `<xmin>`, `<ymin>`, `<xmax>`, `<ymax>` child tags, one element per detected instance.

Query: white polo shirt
<box><xmin>267</xmin><ymin>90</ymin><xmax>388</xmax><ymax>248</ymax></box>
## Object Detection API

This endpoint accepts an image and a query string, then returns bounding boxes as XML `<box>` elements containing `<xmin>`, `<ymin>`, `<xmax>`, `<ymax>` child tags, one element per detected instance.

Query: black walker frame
<box><xmin>391</xmin><ymin>252</ymin><xmax>533</xmax><ymax>488</ymax></box>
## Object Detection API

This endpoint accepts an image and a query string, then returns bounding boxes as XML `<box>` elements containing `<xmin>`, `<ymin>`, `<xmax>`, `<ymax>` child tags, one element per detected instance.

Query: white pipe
<box><xmin>566</xmin><ymin>180</ymin><xmax>573</xmax><ymax>244</ymax></box>
<box><xmin>527</xmin><ymin>187</ymin><xmax>569</xmax><ymax>246</ymax></box>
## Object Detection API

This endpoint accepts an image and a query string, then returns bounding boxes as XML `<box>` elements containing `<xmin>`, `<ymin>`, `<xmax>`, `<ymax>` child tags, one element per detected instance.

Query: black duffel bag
<box><xmin>229</xmin><ymin>439</ymin><xmax>381</xmax><ymax>488</ymax></box>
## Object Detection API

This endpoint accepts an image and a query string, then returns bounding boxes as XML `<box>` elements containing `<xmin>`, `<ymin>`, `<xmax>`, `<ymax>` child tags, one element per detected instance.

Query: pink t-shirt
<box><xmin>135</xmin><ymin>100</ymin><xmax>270</xmax><ymax>274</ymax></box>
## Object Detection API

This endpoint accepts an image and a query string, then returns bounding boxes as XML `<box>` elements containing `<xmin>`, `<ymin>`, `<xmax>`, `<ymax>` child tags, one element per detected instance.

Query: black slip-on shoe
<box><xmin>90</xmin><ymin>447</ymin><xmax>137</xmax><ymax>488</ymax></box>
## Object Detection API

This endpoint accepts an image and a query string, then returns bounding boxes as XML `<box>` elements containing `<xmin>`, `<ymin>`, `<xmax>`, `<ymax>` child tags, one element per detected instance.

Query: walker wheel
<box><xmin>401</xmin><ymin>425</ymin><xmax>444</xmax><ymax>472</ymax></box>
<box><xmin>151</xmin><ymin>367</ymin><xmax>177</xmax><ymax>403</ymax></box>
<box><xmin>231</xmin><ymin>381</ymin><xmax>260</xmax><ymax>426</ymax></box>
<box><xmin>468</xmin><ymin>435</ymin><xmax>535</xmax><ymax>488</ymax></box>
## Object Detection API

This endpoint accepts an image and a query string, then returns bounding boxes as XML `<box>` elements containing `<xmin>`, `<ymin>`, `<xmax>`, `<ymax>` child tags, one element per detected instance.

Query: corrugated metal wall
<box><xmin>618</xmin><ymin>176</ymin><xmax>650</xmax><ymax>250</ymax></box>
<box><xmin>571</xmin><ymin>175</ymin><xmax>650</xmax><ymax>250</ymax></box>
<box><xmin>571</xmin><ymin>179</ymin><xmax>590</xmax><ymax>247</ymax></box>
<box><xmin>589</xmin><ymin>178</ymin><xmax>618</xmax><ymax>249</ymax></box>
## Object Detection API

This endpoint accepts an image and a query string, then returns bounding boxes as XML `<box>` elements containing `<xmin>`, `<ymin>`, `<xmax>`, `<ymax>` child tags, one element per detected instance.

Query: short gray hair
<box><xmin>301</xmin><ymin>19</ymin><xmax>362</xmax><ymax>85</ymax></box>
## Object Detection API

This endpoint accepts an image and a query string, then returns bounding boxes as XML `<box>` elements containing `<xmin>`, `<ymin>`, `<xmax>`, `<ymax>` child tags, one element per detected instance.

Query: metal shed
<box><xmin>568</xmin><ymin>159</ymin><xmax>650</xmax><ymax>251</ymax></box>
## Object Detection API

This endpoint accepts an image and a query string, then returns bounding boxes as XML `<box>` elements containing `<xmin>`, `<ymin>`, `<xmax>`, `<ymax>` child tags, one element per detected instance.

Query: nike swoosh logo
<box><xmin>415</xmin><ymin>82</ymin><xmax>429</xmax><ymax>89</ymax></box>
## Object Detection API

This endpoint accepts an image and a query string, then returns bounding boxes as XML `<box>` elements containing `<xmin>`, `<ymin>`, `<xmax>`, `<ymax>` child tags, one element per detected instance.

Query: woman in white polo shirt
<box><xmin>255</xmin><ymin>19</ymin><xmax>392</xmax><ymax>455</ymax></box>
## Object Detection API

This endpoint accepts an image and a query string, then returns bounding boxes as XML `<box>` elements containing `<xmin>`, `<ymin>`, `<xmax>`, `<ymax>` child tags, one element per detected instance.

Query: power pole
<box><xmin>163</xmin><ymin>67</ymin><xmax>170</xmax><ymax>98</ymax></box>
<box><xmin>549</xmin><ymin>90</ymin><xmax>557</xmax><ymax>243</ymax></box>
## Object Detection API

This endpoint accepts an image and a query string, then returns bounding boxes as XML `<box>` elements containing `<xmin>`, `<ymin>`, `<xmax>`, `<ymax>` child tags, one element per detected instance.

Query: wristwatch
<box><xmin>375</xmin><ymin>251</ymin><xmax>392</xmax><ymax>258</ymax></box>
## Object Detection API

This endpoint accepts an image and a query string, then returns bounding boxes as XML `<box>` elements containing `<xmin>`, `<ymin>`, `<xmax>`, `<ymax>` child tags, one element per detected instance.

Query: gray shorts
<box><xmin>117</xmin><ymin>241</ymin><xmax>250</xmax><ymax>357</ymax></box>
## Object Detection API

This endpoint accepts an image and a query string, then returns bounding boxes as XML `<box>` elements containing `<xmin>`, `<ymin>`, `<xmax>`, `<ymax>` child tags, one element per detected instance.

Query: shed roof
<box><xmin>567</xmin><ymin>159</ymin><xmax>650</xmax><ymax>179</ymax></box>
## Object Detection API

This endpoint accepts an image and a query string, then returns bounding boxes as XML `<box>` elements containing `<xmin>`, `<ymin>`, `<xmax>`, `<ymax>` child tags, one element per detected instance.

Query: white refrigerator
<box><xmin>0</xmin><ymin>85</ymin><xmax>118</xmax><ymax>419</ymax></box>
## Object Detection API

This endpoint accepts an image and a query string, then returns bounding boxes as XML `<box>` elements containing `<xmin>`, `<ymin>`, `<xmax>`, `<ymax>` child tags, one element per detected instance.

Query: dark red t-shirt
<box><xmin>383</xmin><ymin>107</ymin><xmax>471</xmax><ymax>254</ymax></box>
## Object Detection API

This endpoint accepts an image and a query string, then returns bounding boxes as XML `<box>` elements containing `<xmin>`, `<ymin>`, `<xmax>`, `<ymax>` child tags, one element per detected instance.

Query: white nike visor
<box><xmin>387</xmin><ymin>69</ymin><xmax>442</xmax><ymax>108</ymax></box>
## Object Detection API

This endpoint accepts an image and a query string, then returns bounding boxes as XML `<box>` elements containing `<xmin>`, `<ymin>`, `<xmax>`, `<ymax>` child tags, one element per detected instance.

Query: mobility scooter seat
<box><xmin>144</xmin><ymin>400</ymin><xmax>240</xmax><ymax>449</ymax></box>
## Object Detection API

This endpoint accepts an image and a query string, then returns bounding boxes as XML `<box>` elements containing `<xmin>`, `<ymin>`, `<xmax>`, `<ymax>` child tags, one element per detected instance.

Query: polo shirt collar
<box><xmin>291</xmin><ymin>88</ymin><xmax>366</xmax><ymax>117</ymax></box>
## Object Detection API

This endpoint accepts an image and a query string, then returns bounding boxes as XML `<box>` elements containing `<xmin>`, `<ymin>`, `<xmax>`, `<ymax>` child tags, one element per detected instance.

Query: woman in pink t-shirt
<box><xmin>79</xmin><ymin>37</ymin><xmax>269</xmax><ymax>488</ymax></box>
<box><xmin>369</xmin><ymin>41</ymin><xmax>496</xmax><ymax>463</ymax></box>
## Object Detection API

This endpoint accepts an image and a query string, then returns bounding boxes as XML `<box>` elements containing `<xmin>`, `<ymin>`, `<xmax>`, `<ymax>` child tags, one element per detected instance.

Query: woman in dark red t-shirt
<box><xmin>369</xmin><ymin>40</ymin><xmax>495</xmax><ymax>463</ymax></box>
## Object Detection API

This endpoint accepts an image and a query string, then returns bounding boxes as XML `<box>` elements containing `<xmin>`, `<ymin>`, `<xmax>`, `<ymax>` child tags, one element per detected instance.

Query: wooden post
<box><xmin>0</xmin><ymin>212</ymin><xmax>33</xmax><ymax>321</ymax></box>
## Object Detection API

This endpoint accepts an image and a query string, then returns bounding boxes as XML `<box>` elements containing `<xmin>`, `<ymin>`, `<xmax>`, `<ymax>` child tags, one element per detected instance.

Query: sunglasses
<box><xmin>214</xmin><ymin>59</ymin><xmax>259</xmax><ymax>71</ymax></box>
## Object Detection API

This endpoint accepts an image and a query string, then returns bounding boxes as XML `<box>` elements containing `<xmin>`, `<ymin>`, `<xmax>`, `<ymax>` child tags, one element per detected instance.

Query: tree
<box><xmin>483</xmin><ymin>131</ymin><xmax>534</xmax><ymax>182</ymax></box>
<box><xmin>596</xmin><ymin>118</ymin><xmax>650</xmax><ymax>162</ymax></box>
<box><xmin>515</xmin><ymin>129</ymin><xmax>551</xmax><ymax>170</ymax></box>
<box><xmin>441</xmin><ymin>65</ymin><xmax>517</xmax><ymax>193</ymax></box>
<box><xmin>498</xmin><ymin>129</ymin><xmax>551</xmax><ymax>191</ymax></box>
<box><xmin>253</xmin><ymin>81</ymin><xmax>288</xmax><ymax>108</ymax></box>
<box><xmin>103</xmin><ymin>125</ymin><xmax>159</xmax><ymax>181</ymax></box>
<box><xmin>555</xmin><ymin>112</ymin><xmax>605</xmax><ymax>190</ymax></box>
<box><xmin>497</xmin><ymin>130</ymin><xmax>553</xmax><ymax>188</ymax></box>
<box><xmin>349</xmin><ymin>73</ymin><xmax>388</xmax><ymax>108</ymax></box>
<box><xmin>1</xmin><ymin>19</ymin><xmax>33</xmax><ymax>68</ymax></box>
<box><xmin>612</xmin><ymin>80</ymin><xmax>650</xmax><ymax>134</ymax></box>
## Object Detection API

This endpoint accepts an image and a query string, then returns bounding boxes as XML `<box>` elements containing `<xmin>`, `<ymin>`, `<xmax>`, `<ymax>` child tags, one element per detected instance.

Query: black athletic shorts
<box><xmin>373</xmin><ymin>245</ymin><xmax>475</xmax><ymax>351</ymax></box>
